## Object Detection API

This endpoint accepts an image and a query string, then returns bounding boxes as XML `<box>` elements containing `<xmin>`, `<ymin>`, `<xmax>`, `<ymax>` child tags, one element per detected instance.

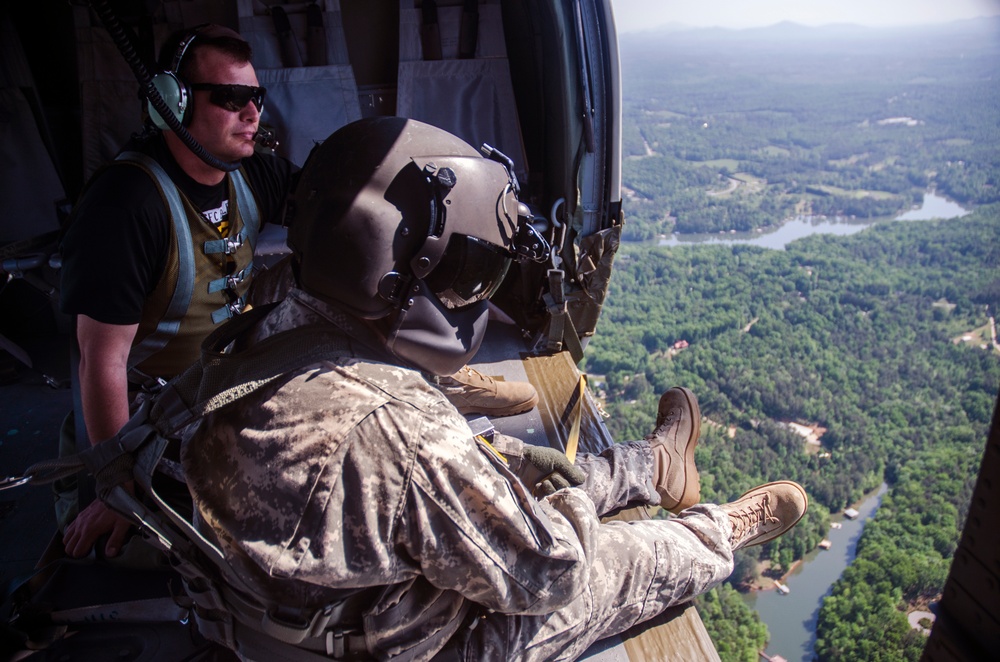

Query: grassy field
<box><xmin>805</xmin><ymin>184</ymin><xmax>897</xmax><ymax>200</ymax></box>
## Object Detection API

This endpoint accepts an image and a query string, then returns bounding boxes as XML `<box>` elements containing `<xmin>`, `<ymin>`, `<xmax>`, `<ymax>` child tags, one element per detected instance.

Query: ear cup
<box><xmin>148</xmin><ymin>71</ymin><xmax>190</xmax><ymax>130</ymax></box>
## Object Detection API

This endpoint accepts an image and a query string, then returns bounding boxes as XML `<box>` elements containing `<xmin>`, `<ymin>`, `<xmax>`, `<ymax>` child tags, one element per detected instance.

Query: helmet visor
<box><xmin>425</xmin><ymin>234</ymin><xmax>511</xmax><ymax>310</ymax></box>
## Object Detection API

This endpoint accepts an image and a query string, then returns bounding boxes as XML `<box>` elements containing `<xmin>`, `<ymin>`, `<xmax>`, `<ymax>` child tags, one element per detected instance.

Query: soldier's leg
<box><xmin>455</xmin><ymin>504</ymin><xmax>733</xmax><ymax>662</ymax></box>
<box><xmin>574</xmin><ymin>386</ymin><xmax>702</xmax><ymax>517</ymax></box>
<box><xmin>573</xmin><ymin>440</ymin><xmax>659</xmax><ymax>516</ymax></box>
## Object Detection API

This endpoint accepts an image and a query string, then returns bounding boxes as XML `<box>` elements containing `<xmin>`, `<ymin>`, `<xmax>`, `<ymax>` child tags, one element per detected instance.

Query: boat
<box><xmin>844</xmin><ymin>507</ymin><xmax>860</xmax><ymax>519</ymax></box>
<box><xmin>819</xmin><ymin>539</ymin><xmax>832</xmax><ymax>550</ymax></box>
<box><xmin>774</xmin><ymin>581</ymin><xmax>791</xmax><ymax>595</ymax></box>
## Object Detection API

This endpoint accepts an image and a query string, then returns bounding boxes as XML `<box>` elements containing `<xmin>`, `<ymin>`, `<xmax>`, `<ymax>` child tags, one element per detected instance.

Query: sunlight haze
<box><xmin>611</xmin><ymin>0</ymin><xmax>1000</xmax><ymax>32</ymax></box>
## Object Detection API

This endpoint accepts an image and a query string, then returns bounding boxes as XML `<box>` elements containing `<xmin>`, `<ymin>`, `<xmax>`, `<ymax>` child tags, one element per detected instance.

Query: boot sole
<box><xmin>453</xmin><ymin>393</ymin><xmax>540</xmax><ymax>417</ymax></box>
<box><xmin>665</xmin><ymin>386</ymin><xmax>701</xmax><ymax>514</ymax></box>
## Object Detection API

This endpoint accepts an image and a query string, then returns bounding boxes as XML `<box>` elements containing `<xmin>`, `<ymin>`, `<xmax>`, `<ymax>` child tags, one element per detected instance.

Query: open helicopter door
<box><xmin>2</xmin><ymin>1</ymin><xmax>721</xmax><ymax>659</ymax></box>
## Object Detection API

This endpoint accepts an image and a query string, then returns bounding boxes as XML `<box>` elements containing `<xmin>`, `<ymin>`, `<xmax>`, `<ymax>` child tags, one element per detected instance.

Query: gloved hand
<box><xmin>520</xmin><ymin>444</ymin><xmax>586</xmax><ymax>497</ymax></box>
<box><xmin>484</xmin><ymin>432</ymin><xmax>586</xmax><ymax>498</ymax></box>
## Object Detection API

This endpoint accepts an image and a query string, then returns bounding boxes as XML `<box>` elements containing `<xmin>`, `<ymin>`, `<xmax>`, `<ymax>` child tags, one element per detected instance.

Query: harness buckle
<box><xmin>227</xmin><ymin>300</ymin><xmax>246</xmax><ymax>317</ymax></box>
<box><xmin>223</xmin><ymin>234</ymin><xmax>245</xmax><ymax>255</ymax></box>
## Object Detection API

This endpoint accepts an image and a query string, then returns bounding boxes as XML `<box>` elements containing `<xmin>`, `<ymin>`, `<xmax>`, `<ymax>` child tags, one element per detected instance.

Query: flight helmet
<box><xmin>287</xmin><ymin>117</ymin><xmax>548</xmax><ymax>375</ymax></box>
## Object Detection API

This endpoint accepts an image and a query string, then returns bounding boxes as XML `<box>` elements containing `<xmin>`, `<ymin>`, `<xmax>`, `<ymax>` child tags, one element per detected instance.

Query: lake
<box><xmin>657</xmin><ymin>192</ymin><xmax>970</xmax><ymax>250</ymax></box>
<box><xmin>742</xmin><ymin>483</ymin><xmax>888</xmax><ymax>662</ymax></box>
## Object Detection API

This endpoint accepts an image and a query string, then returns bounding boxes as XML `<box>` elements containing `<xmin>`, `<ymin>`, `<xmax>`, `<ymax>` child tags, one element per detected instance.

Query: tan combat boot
<box><xmin>647</xmin><ymin>387</ymin><xmax>702</xmax><ymax>514</ymax></box>
<box><xmin>721</xmin><ymin>481</ymin><xmax>809</xmax><ymax>551</ymax></box>
<box><xmin>435</xmin><ymin>366</ymin><xmax>539</xmax><ymax>417</ymax></box>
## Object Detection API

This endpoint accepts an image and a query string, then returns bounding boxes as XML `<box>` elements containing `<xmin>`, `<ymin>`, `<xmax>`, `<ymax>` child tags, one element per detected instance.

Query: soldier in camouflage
<box><xmin>181</xmin><ymin>117</ymin><xmax>809</xmax><ymax>661</ymax></box>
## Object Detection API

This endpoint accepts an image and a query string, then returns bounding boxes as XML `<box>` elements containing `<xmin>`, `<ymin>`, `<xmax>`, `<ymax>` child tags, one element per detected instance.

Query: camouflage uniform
<box><xmin>182</xmin><ymin>288</ymin><xmax>735</xmax><ymax>662</ymax></box>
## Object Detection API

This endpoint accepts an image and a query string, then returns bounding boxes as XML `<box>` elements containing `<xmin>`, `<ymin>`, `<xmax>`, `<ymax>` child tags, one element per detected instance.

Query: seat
<box><xmin>396</xmin><ymin>0</ymin><xmax>528</xmax><ymax>185</ymax></box>
<box><xmin>237</xmin><ymin>0</ymin><xmax>362</xmax><ymax>168</ymax></box>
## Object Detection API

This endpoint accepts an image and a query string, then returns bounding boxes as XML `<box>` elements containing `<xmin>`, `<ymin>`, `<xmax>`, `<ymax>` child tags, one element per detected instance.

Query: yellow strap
<box><xmin>476</xmin><ymin>434</ymin><xmax>507</xmax><ymax>463</ymax></box>
<box><xmin>564</xmin><ymin>374</ymin><xmax>585</xmax><ymax>464</ymax></box>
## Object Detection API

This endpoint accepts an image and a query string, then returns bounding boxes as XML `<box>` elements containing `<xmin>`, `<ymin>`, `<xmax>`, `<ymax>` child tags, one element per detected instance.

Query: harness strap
<box><xmin>208</xmin><ymin>263</ymin><xmax>254</xmax><ymax>293</ymax></box>
<box><xmin>543</xmin><ymin>268</ymin><xmax>585</xmax><ymax>363</ymax></box>
<box><xmin>211</xmin><ymin>294</ymin><xmax>249</xmax><ymax>324</ymax></box>
<box><xmin>118</xmin><ymin>151</ymin><xmax>195</xmax><ymax>373</ymax></box>
<box><xmin>19</xmin><ymin>303</ymin><xmax>379</xmax><ymax>658</ymax></box>
<box><xmin>203</xmin><ymin>168</ymin><xmax>259</xmax><ymax>254</ymax></box>
<box><xmin>118</xmin><ymin>152</ymin><xmax>261</xmax><ymax>379</ymax></box>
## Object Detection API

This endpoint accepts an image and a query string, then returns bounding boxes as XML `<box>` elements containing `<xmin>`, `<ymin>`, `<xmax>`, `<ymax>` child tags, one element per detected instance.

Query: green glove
<box><xmin>520</xmin><ymin>444</ymin><xmax>586</xmax><ymax>497</ymax></box>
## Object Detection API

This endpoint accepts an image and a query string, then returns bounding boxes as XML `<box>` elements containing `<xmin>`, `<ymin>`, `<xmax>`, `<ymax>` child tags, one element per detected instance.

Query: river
<box><xmin>650</xmin><ymin>192</ymin><xmax>965</xmax><ymax>658</ymax></box>
<box><xmin>657</xmin><ymin>191</ymin><xmax>970</xmax><ymax>250</ymax></box>
<box><xmin>742</xmin><ymin>483</ymin><xmax>888</xmax><ymax>662</ymax></box>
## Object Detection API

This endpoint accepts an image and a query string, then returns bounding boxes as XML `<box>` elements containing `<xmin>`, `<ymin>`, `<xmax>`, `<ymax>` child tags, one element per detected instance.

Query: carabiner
<box><xmin>0</xmin><ymin>475</ymin><xmax>30</xmax><ymax>491</ymax></box>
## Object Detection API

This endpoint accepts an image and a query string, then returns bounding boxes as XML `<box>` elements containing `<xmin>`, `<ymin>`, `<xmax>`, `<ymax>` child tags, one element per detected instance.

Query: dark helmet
<box><xmin>287</xmin><ymin>117</ymin><xmax>548</xmax><ymax>375</ymax></box>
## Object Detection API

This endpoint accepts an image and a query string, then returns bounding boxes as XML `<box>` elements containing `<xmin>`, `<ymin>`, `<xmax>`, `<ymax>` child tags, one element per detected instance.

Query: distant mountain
<box><xmin>618</xmin><ymin>16</ymin><xmax>1000</xmax><ymax>58</ymax></box>
<box><xmin>620</xmin><ymin>15</ymin><xmax>1000</xmax><ymax>45</ymax></box>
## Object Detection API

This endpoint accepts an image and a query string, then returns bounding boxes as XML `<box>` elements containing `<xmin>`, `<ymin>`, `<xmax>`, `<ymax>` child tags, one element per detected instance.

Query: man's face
<box><xmin>185</xmin><ymin>46</ymin><xmax>261</xmax><ymax>163</ymax></box>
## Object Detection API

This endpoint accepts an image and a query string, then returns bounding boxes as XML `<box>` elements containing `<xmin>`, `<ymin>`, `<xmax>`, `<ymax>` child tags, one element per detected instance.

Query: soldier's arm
<box><xmin>63</xmin><ymin>315</ymin><xmax>137</xmax><ymax>559</ymax></box>
<box><xmin>76</xmin><ymin>314</ymin><xmax>137</xmax><ymax>443</ymax></box>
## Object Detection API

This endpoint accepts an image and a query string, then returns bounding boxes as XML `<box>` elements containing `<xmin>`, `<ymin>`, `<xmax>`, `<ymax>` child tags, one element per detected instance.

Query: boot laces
<box><xmin>730</xmin><ymin>493</ymin><xmax>779</xmax><ymax>542</ymax></box>
<box><xmin>458</xmin><ymin>365</ymin><xmax>491</xmax><ymax>386</ymax></box>
<box><xmin>645</xmin><ymin>406</ymin><xmax>681</xmax><ymax>441</ymax></box>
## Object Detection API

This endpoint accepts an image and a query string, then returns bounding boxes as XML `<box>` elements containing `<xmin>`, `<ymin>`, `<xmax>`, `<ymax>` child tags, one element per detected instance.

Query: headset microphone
<box><xmin>253</xmin><ymin>127</ymin><xmax>279</xmax><ymax>150</ymax></box>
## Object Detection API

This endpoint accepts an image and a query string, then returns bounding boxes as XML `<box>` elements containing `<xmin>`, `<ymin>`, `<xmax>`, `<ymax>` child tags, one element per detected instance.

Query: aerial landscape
<box><xmin>590</xmin><ymin>12</ymin><xmax>999</xmax><ymax>662</ymax></box>
<box><xmin>0</xmin><ymin>2</ymin><xmax>996</xmax><ymax>661</ymax></box>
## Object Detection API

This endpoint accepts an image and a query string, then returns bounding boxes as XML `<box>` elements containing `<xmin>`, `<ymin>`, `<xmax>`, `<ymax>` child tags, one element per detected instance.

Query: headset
<box><xmin>148</xmin><ymin>27</ymin><xmax>202</xmax><ymax>130</ymax></box>
<box><xmin>148</xmin><ymin>25</ymin><xmax>205</xmax><ymax>130</ymax></box>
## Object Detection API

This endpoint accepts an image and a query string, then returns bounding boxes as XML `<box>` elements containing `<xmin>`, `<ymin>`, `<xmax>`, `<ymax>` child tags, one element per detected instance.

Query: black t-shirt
<box><xmin>59</xmin><ymin>134</ymin><xmax>298</xmax><ymax>325</ymax></box>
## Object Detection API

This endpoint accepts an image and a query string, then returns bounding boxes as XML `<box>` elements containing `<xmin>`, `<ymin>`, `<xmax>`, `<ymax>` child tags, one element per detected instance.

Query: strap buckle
<box><xmin>223</xmin><ymin>234</ymin><xmax>245</xmax><ymax>255</ymax></box>
<box><xmin>325</xmin><ymin>627</ymin><xmax>363</xmax><ymax>658</ymax></box>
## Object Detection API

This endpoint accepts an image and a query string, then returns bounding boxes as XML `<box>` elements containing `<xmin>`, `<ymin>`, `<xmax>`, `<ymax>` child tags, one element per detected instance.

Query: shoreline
<box><xmin>740</xmin><ymin>558</ymin><xmax>805</xmax><ymax>593</ymax></box>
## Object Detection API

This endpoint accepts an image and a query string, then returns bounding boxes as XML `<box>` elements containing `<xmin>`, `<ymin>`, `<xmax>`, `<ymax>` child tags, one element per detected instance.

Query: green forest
<box><xmin>601</xmin><ymin>19</ymin><xmax>1000</xmax><ymax>662</ymax></box>
<box><xmin>617</xmin><ymin>21</ymin><xmax>1000</xmax><ymax>241</ymax></box>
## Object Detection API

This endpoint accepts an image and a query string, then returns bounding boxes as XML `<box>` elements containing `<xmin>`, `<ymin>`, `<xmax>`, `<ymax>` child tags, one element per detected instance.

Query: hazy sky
<box><xmin>611</xmin><ymin>0</ymin><xmax>1000</xmax><ymax>33</ymax></box>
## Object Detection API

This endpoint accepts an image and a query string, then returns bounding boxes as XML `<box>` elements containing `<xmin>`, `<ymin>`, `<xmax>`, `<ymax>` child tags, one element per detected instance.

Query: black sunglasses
<box><xmin>189</xmin><ymin>83</ymin><xmax>266</xmax><ymax>112</ymax></box>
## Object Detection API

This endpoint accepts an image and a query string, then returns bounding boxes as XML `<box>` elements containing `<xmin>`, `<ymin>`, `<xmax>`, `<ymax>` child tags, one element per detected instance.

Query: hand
<box><xmin>63</xmin><ymin>498</ymin><xmax>133</xmax><ymax>558</ymax></box>
<box><xmin>520</xmin><ymin>444</ymin><xmax>586</xmax><ymax>497</ymax></box>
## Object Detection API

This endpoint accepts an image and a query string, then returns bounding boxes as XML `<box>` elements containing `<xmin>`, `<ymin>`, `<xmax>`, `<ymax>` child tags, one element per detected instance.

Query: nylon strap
<box><xmin>270</xmin><ymin>5</ymin><xmax>304</xmax><ymax>67</ymax></box>
<box><xmin>118</xmin><ymin>151</ymin><xmax>195</xmax><ymax>372</ymax></box>
<box><xmin>564</xmin><ymin>374</ymin><xmax>585</xmax><ymax>464</ymax></box>
<box><xmin>544</xmin><ymin>268</ymin><xmax>585</xmax><ymax>364</ymax></box>
<box><xmin>305</xmin><ymin>1</ymin><xmax>328</xmax><ymax>66</ymax></box>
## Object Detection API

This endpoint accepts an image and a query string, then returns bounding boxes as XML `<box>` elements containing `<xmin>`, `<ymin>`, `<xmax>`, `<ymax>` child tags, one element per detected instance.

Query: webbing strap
<box><xmin>420</xmin><ymin>0</ymin><xmax>443</xmax><ymax>60</ymax></box>
<box><xmin>544</xmin><ymin>268</ymin><xmax>585</xmax><ymax>363</ymax></box>
<box><xmin>118</xmin><ymin>151</ymin><xmax>195</xmax><ymax>372</ymax></box>
<box><xmin>305</xmin><ymin>1</ymin><xmax>328</xmax><ymax>66</ymax></box>
<box><xmin>17</xmin><ymin>302</ymin><xmax>376</xmax><ymax>657</ymax></box>
<box><xmin>564</xmin><ymin>375</ymin><xmax>585</xmax><ymax>464</ymax></box>
<box><xmin>270</xmin><ymin>5</ymin><xmax>304</xmax><ymax>67</ymax></box>
<box><xmin>210</xmin><ymin>294</ymin><xmax>248</xmax><ymax>324</ymax></box>
<box><xmin>207</xmin><ymin>262</ymin><xmax>254</xmax><ymax>294</ymax></box>
<box><xmin>459</xmin><ymin>0</ymin><xmax>479</xmax><ymax>59</ymax></box>
<box><xmin>204</xmin><ymin>169</ymin><xmax>259</xmax><ymax>255</ymax></box>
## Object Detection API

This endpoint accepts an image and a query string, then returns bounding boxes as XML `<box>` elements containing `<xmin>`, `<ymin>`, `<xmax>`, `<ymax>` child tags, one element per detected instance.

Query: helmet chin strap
<box><xmin>385</xmin><ymin>280</ymin><xmax>489</xmax><ymax>376</ymax></box>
